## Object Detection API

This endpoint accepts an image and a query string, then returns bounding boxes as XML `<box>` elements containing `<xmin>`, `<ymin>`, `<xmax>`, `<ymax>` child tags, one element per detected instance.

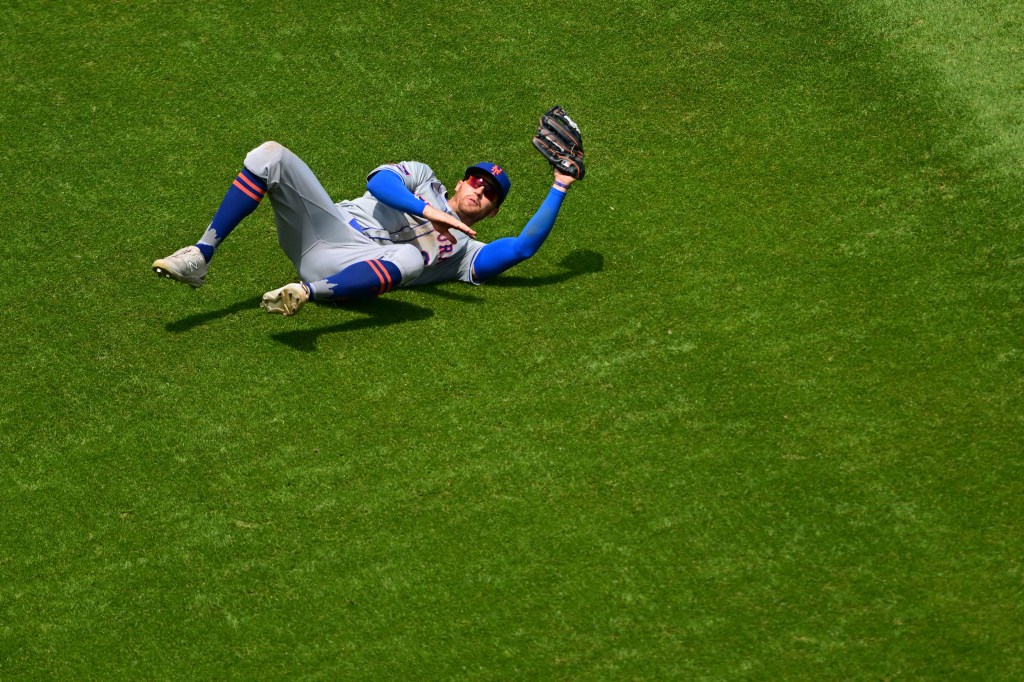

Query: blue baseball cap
<box><xmin>465</xmin><ymin>162</ymin><xmax>511</xmax><ymax>205</ymax></box>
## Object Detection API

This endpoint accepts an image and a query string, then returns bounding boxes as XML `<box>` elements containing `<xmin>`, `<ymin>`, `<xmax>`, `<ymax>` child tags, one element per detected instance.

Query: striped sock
<box><xmin>306</xmin><ymin>259</ymin><xmax>402</xmax><ymax>301</ymax></box>
<box><xmin>195</xmin><ymin>168</ymin><xmax>268</xmax><ymax>263</ymax></box>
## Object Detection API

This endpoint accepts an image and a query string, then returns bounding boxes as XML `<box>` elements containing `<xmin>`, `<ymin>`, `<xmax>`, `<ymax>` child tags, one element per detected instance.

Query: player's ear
<box><xmin>486</xmin><ymin>206</ymin><xmax>500</xmax><ymax>219</ymax></box>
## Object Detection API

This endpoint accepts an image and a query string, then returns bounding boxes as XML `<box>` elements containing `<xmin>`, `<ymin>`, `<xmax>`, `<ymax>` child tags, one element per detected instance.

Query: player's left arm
<box><xmin>367</xmin><ymin>167</ymin><xmax>476</xmax><ymax>240</ymax></box>
<box><xmin>471</xmin><ymin>172</ymin><xmax>576</xmax><ymax>283</ymax></box>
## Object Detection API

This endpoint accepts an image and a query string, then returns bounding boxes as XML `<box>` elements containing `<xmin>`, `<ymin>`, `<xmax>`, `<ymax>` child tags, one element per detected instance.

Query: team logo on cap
<box><xmin>490</xmin><ymin>165</ymin><xmax>503</xmax><ymax>176</ymax></box>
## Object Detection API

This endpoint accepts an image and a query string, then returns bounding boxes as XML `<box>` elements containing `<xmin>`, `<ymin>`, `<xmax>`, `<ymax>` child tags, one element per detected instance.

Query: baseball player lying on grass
<box><xmin>152</xmin><ymin>106</ymin><xmax>586</xmax><ymax>316</ymax></box>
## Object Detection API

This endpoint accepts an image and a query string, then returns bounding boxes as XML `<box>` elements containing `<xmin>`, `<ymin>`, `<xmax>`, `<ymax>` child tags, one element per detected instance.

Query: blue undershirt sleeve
<box><xmin>472</xmin><ymin>186</ymin><xmax>567</xmax><ymax>282</ymax></box>
<box><xmin>366</xmin><ymin>169</ymin><xmax>429</xmax><ymax>216</ymax></box>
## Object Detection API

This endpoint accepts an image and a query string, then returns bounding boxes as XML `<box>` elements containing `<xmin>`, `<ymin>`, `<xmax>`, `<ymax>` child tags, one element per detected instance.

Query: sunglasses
<box><xmin>466</xmin><ymin>174</ymin><xmax>499</xmax><ymax>202</ymax></box>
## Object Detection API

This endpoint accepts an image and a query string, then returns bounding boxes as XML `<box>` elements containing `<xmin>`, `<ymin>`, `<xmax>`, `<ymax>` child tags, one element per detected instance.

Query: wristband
<box><xmin>553</xmin><ymin>180</ymin><xmax>570</xmax><ymax>190</ymax></box>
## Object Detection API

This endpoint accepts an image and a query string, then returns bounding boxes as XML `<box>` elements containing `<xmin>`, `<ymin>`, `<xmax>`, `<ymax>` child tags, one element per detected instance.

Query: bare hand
<box><xmin>553</xmin><ymin>170</ymin><xmax>577</xmax><ymax>187</ymax></box>
<box><xmin>423</xmin><ymin>204</ymin><xmax>476</xmax><ymax>241</ymax></box>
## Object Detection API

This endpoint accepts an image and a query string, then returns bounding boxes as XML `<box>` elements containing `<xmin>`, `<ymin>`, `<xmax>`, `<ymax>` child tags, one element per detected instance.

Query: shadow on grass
<box><xmin>164</xmin><ymin>249</ymin><xmax>602</xmax><ymax>346</ymax></box>
<box><xmin>414</xmin><ymin>248</ymin><xmax>606</xmax><ymax>300</ymax></box>
<box><xmin>270</xmin><ymin>297</ymin><xmax>434</xmax><ymax>352</ymax></box>
<box><xmin>486</xmin><ymin>249</ymin><xmax>605</xmax><ymax>288</ymax></box>
<box><xmin>165</xmin><ymin>296</ymin><xmax>264</xmax><ymax>333</ymax></box>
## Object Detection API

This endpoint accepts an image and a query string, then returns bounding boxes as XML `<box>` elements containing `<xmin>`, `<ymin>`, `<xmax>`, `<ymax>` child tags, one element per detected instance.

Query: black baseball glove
<box><xmin>532</xmin><ymin>105</ymin><xmax>586</xmax><ymax>180</ymax></box>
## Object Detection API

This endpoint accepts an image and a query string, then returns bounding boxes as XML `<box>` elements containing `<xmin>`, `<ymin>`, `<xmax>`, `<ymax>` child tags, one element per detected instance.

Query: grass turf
<box><xmin>2</xmin><ymin>0</ymin><xmax>1022</xmax><ymax>678</ymax></box>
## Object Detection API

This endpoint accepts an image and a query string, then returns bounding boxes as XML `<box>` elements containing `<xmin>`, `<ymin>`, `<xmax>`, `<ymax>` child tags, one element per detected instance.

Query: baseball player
<box><xmin>152</xmin><ymin>107</ymin><xmax>586</xmax><ymax>316</ymax></box>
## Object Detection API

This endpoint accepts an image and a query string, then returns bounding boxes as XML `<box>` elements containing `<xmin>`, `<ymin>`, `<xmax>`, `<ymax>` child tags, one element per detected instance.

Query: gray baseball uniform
<box><xmin>243</xmin><ymin>142</ymin><xmax>483</xmax><ymax>287</ymax></box>
<box><xmin>340</xmin><ymin>162</ymin><xmax>487</xmax><ymax>287</ymax></box>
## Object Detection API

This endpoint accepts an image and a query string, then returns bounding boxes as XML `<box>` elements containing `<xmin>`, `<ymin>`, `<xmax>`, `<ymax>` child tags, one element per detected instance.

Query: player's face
<box><xmin>453</xmin><ymin>173</ymin><xmax>500</xmax><ymax>222</ymax></box>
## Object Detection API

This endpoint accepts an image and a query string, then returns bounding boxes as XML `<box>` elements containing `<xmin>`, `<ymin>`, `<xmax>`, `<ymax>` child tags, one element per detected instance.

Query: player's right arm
<box><xmin>470</xmin><ymin>172</ymin><xmax>575</xmax><ymax>282</ymax></box>
<box><xmin>367</xmin><ymin>168</ymin><xmax>475</xmax><ymax>240</ymax></box>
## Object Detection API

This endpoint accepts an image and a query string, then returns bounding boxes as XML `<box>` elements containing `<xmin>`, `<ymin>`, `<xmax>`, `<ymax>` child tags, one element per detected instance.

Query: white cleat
<box><xmin>261</xmin><ymin>283</ymin><xmax>310</xmax><ymax>316</ymax></box>
<box><xmin>152</xmin><ymin>245</ymin><xmax>209</xmax><ymax>288</ymax></box>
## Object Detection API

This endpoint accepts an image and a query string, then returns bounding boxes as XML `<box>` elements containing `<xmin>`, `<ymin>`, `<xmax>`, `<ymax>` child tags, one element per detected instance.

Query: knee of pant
<box><xmin>388</xmin><ymin>244</ymin><xmax>424</xmax><ymax>282</ymax></box>
<box><xmin>244</xmin><ymin>141</ymin><xmax>285</xmax><ymax>178</ymax></box>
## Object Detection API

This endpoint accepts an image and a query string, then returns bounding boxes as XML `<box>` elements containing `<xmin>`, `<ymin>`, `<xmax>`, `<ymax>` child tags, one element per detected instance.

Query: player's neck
<box><xmin>448</xmin><ymin>198</ymin><xmax>478</xmax><ymax>227</ymax></box>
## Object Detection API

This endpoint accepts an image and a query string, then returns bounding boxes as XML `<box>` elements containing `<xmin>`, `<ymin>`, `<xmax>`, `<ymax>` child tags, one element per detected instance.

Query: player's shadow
<box><xmin>270</xmin><ymin>297</ymin><xmax>434</xmax><ymax>352</ymax></box>
<box><xmin>163</xmin><ymin>249</ymin><xmax>602</xmax><ymax>346</ymax></box>
<box><xmin>415</xmin><ymin>248</ymin><xmax>605</xmax><ymax>302</ymax></box>
<box><xmin>164</xmin><ymin>295</ymin><xmax>433</xmax><ymax>352</ymax></box>
<box><xmin>486</xmin><ymin>248</ymin><xmax>604</xmax><ymax>288</ymax></box>
<box><xmin>165</xmin><ymin>296</ymin><xmax>264</xmax><ymax>333</ymax></box>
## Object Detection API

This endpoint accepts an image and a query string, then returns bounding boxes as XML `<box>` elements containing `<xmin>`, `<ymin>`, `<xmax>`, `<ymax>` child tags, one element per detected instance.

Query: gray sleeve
<box><xmin>459</xmin><ymin>238</ymin><xmax>488</xmax><ymax>285</ymax></box>
<box><xmin>367</xmin><ymin>161</ymin><xmax>438</xmax><ymax>193</ymax></box>
<box><xmin>366</xmin><ymin>161</ymin><xmax>450</xmax><ymax>211</ymax></box>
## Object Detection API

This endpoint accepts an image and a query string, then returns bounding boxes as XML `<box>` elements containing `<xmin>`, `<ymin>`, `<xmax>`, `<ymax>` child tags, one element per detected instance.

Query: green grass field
<box><xmin>3</xmin><ymin>1</ymin><xmax>1022</xmax><ymax>678</ymax></box>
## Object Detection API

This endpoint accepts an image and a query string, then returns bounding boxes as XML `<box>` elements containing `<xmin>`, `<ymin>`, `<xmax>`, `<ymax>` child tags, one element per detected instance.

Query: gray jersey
<box><xmin>336</xmin><ymin>161</ymin><xmax>485</xmax><ymax>287</ymax></box>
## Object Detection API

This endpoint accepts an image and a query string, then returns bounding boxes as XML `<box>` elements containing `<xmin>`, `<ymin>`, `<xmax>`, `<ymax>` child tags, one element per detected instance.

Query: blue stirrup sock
<box><xmin>194</xmin><ymin>168</ymin><xmax>268</xmax><ymax>262</ymax></box>
<box><xmin>305</xmin><ymin>259</ymin><xmax>403</xmax><ymax>302</ymax></box>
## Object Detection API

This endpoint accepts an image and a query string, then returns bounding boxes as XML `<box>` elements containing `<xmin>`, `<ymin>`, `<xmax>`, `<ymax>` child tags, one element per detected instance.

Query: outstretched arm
<box><xmin>471</xmin><ymin>172</ymin><xmax>576</xmax><ymax>283</ymax></box>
